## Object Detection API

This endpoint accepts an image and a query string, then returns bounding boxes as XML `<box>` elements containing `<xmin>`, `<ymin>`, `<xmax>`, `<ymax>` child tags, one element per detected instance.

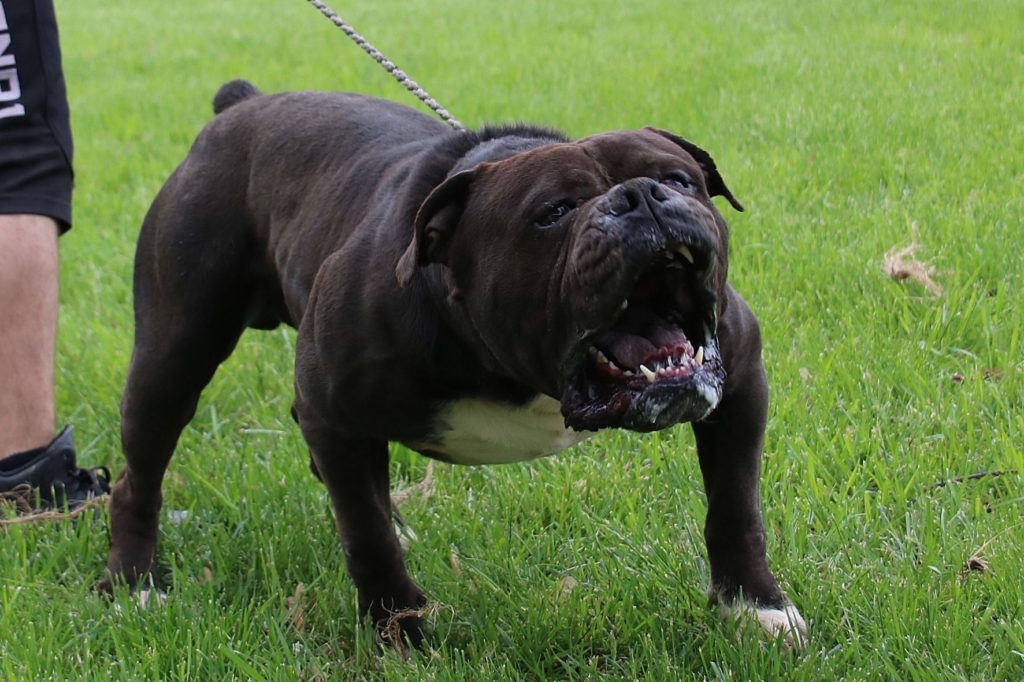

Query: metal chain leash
<box><xmin>304</xmin><ymin>0</ymin><xmax>466</xmax><ymax>131</ymax></box>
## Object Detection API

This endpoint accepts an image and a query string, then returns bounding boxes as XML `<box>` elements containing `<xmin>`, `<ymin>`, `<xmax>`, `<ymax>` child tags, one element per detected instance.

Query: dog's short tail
<box><xmin>213</xmin><ymin>79</ymin><xmax>262</xmax><ymax>114</ymax></box>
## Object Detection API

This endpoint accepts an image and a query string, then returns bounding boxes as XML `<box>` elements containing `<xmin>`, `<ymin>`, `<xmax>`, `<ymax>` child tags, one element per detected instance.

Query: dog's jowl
<box><xmin>101</xmin><ymin>80</ymin><xmax>806</xmax><ymax>648</ymax></box>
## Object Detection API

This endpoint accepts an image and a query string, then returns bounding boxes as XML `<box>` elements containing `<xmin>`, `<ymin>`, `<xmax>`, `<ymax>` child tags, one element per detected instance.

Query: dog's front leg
<box><xmin>691</xmin><ymin>345</ymin><xmax>807</xmax><ymax>647</ymax></box>
<box><xmin>299</xmin><ymin>423</ymin><xmax>427</xmax><ymax>649</ymax></box>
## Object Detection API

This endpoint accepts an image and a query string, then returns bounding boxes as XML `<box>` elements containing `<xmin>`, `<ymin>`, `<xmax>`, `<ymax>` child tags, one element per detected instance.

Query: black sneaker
<box><xmin>0</xmin><ymin>426</ymin><xmax>111</xmax><ymax>512</ymax></box>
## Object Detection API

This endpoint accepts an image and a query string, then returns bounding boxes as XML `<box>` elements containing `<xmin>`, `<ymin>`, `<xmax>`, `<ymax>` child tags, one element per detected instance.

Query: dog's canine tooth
<box><xmin>695</xmin><ymin>346</ymin><xmax>704</xmax><ymax>366</ymax></box>
<box><xmin>676</xmin><ymin>244</ymin><xmax>695</xmax><ymax>264</ymax></box>
<box><xmin>640</xmin><ymin>364</ymin><xmax>656</xmax><ymax>383</ymax></box>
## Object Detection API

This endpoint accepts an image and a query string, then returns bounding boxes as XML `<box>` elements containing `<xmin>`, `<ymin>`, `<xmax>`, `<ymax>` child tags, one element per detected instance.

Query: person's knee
<box><xmin>0</xmin><ymin>213</ymin><xmax>60</xmax><ymax>274</ymax></box>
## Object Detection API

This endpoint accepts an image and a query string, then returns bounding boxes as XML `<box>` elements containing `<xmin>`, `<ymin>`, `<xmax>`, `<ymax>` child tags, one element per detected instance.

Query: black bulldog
<box><xmin>102</xmin><ymin>80</ymin><xmax>807</xmax><ymax>648</ymax></box>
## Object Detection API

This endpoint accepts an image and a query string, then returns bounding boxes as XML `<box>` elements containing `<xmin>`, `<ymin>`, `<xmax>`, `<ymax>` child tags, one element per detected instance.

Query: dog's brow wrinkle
<box><xmin>579</xmin><ymin>145</ymin><xmax>614</xmax><ymax>188</ymax></box>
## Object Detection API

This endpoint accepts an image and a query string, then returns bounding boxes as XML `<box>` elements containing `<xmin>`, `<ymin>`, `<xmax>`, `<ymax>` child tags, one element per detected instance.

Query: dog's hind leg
<box><xmin>100</xmin><ymin>197</ymin><xmax>257</xmax><ymax>594</ymax></box>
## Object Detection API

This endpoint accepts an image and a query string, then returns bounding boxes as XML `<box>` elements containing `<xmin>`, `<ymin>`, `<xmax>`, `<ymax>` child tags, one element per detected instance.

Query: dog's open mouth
<box><xmin>561</xmin><ymin>243</ymin><xmax>726</xmax><ymax>432</ymax></box>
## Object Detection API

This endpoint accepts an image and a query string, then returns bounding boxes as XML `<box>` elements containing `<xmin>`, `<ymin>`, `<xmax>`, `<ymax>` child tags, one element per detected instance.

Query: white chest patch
<box><xmin>408</xmin><ymin>395</ymin><xmax>592</xmax><ymax>465</ymax></box>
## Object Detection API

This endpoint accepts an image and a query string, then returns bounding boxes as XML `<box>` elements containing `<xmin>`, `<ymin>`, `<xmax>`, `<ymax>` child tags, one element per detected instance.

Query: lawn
<box><xmin>2</xmin><ymin>0</ymin><xmax>1022</xmax><ymax>679</ymax></box>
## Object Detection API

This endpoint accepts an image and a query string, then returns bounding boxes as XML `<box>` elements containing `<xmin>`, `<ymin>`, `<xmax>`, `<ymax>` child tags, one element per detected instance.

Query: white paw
<box><xmin>112</xmin><ymin>587</ymin><xmax>167</xmax><ymax>614</ymax></box>
<box><xmin>720</xmin><ymin>601</ymin><xmax>808</xmax><ymax>649</ymax></box>
<box><xmin>136</xmin><ymin>587</ymin><xmax>168</xmax><ymax>609</ymax></box>
<box><xmin>754</xmin><ymin>604</ymin><xmax>808</xmax><ymax>648</ymax></box>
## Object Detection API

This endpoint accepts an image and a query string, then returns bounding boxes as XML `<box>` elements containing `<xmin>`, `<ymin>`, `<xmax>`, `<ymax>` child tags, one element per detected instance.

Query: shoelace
<box><xmin>67</xmin><ymin>465</ymin><xmax>112</xmax><ymax>497</ymax></box>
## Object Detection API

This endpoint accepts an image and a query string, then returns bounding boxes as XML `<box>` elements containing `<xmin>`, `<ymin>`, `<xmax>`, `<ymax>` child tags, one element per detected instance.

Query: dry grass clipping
<box><xmin>958</xmin><ymin>521</ymin><xmax>1024</xmax><ymax>584</ymax></box>
<box><xmin>286</xmin><ymin>583</ymin><xmax>307</xmax><ymax>634</ymax></box>
<box><xmin>380</xmin><ymin>600</ymin><xmax>450</xmax><ymax>660</ymax></box>
<box><xmin>391</xmin><ymin>461</ymin><xmax>435</xmax><ymax>506</ymax></box>
<box><xmin>883</xmin><ymin>230</ymin><xmax>943</xmax><ymax>296</ymax></box>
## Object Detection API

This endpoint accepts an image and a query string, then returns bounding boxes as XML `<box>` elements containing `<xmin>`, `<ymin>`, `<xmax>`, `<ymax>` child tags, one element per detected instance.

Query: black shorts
<box><xmin>0</xmin><ymin>0</ymin><xmax>74</xmax><ymax>232</ymax></box>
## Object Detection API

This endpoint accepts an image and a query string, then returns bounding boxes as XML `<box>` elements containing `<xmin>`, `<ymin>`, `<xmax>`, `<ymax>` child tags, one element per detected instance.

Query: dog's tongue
<box><xmin>603</xmin><ymin>335</ymin><xmax>658</xmax><ymax>368</ymax></box>
<box><xmin>596</xmin><ymin>309</ymin><xmax>689</xmax><ymax>368</ymax></box>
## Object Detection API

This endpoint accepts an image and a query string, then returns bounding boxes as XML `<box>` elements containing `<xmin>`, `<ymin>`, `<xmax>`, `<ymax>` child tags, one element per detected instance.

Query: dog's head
<box><xmin>396</xmin><ymin>128</ymin><xmax>743</xmax><ymax>432</ymax></box>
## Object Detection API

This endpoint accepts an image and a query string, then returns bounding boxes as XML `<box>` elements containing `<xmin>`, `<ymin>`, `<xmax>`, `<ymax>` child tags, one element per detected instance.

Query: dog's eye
<box><xmin>536</xmin><ymin>201</ymin><xmax>574</xmax><ymax>228</ymax></box>
<box><xmin>662</xmin><ymin>172</ymin><xmax>696</xmax><ymax>193</ymax></box>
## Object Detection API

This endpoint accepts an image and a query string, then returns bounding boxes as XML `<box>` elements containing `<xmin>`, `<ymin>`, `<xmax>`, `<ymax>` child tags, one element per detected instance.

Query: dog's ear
<box><xmin>644</xmin><ymin>127</ymin><xmax>744</xmax><ymax>212</ymax></box>
<box><xmin>396</xmin><ymin>169</ymin><xmax>477</xmax><ymax>287</ymax></box>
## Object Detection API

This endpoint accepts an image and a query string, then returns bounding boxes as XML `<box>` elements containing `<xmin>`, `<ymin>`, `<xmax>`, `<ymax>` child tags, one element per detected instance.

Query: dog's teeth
<box><xmin>676</xmin><ymin>244</ymin><xmax>695</xmax><ymax>264</ymax></box>
<box><xmin>640</xmin><ymin>364</ymin><xmax>656</xmax><ymax>383</ymax></box>
<box><xmin>695</xmin><ymin>346</ymin><xmax>704</xmax><ymax>365</ymax></box>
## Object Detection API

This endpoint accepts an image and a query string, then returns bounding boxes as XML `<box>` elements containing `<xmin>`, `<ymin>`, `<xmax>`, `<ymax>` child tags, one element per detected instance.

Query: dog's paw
<box><xmin>109</xmin><ymin>587</ymin><xmax>168</xmax><ymax>614</ymax></box>
<box><xmin>376</xmin><ymin>605</ymin><xmax>426</xmax><ymax>656</ymax></box>
<box><xmin>95</xmin><ymin>576</ymin><xmax>116</xmax><ymax>598</ymax></box>
<box><xmin>719</xmin><ymin>600</ymin><xmax>808</xmax><ymax>650</ymax></box>
<box><xmin>752</xmin><ymin>603</ymin><xmax>807</xmax><ymax>649</ymax></box>
<box><xmin>135</xmin><ymin>587</ymin><xmax>168</xmax><ymax>609</ymax></box>
<box><xmin>96</xmin><ymin>561</ymin><xmax>164</xmax><ymax>604</ymax></box>
<box><xmin>362</xmin><ymin>583</ymin><xmax>429</xmax><ymax>655</ymax></box>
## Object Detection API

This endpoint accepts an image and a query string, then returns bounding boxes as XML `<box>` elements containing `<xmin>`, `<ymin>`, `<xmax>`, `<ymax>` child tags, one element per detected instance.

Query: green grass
<box><xmin>2</xmin><ymin>0</ymin><xmax>1022</xmax><ymax>678</ymax></box>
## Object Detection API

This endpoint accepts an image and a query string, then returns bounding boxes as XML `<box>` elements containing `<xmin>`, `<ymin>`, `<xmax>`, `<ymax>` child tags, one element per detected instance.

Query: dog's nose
<box><xmin>604</xmin><ymin>183</ymin><xmax>640</xmax><ymax>217</ymax></box>
<box><xmin>602</xmin><ymin>178</ymin><xmax>669</xmax><ymax>217</ymax></box>
<box><xmin>647</xmin><ymin>181</ymin><xmax>671</xmax><ymax>203</ymax></box>
<box><xmin>595</xmin><ymin>178</ymin><xmax>719</xmax><ymax>276</ymax></box>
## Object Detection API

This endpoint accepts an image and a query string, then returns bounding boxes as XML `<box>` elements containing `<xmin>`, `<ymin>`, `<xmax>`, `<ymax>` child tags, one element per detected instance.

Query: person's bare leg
<box><xmin>0</xmin><ymin>214</ymin><xmax>60</xmax><ymax>458</ymax></box>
